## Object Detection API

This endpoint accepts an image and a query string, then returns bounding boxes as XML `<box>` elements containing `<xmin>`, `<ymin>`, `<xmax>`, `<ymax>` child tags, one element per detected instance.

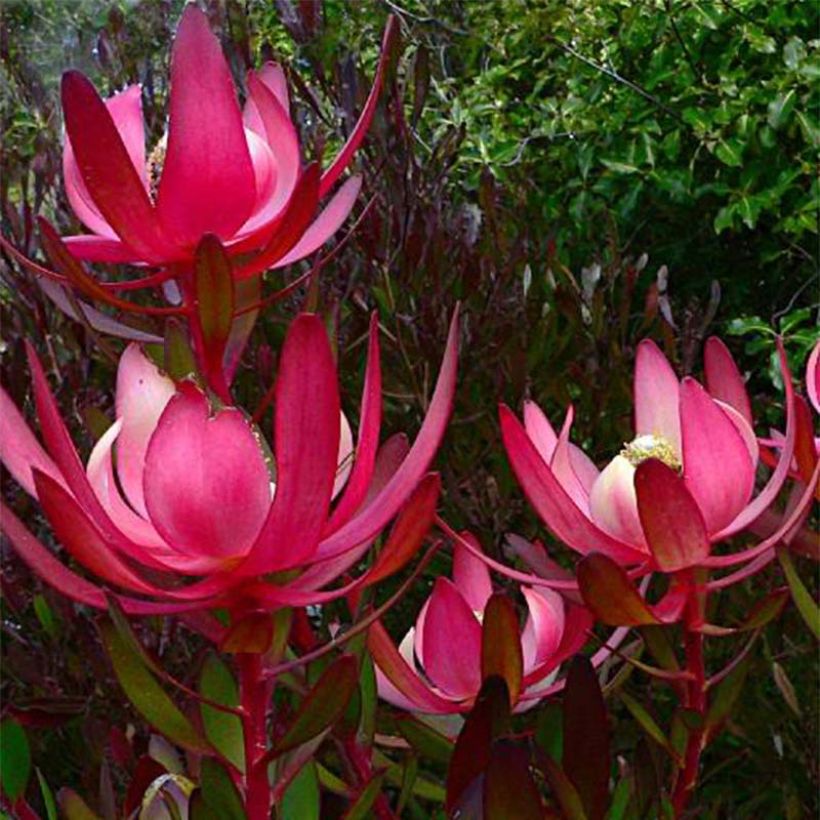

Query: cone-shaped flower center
<box><xmin>620</xmin><ymin>434</ymin><xmax>681</xmax><ymax>471</ymax></box>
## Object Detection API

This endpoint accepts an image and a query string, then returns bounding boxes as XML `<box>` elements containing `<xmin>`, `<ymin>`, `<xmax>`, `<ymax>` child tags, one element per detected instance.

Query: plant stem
<box><xmin>239</xmin><ymin>652</ymin><xmax>272</xmax><ymax>820</ymax></box>
<box><xmin>672</xmin><ymin>576</ymin><xmax>708</xmax><ymax>817</ymax></box>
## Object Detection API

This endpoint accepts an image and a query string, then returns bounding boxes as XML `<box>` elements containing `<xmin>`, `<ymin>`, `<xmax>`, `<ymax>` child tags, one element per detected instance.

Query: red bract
<box><xmin>0</xmin><ymin>312</ymin><xmax>458</xmax><ymax>616</ymax></box>
<box><xmin>369</xmin><ymin>534</ymin><xmax>593</xmax><ymax>715</ymax></box>
<box><xmin>499</xmin><ymin>337</ymin><xmax>811</xmax><ymax>575</ymax></box>
<box><xmin>55</xmin><ymin>5</ymin><xmax>393</xmax><ymax>275</ymax></box>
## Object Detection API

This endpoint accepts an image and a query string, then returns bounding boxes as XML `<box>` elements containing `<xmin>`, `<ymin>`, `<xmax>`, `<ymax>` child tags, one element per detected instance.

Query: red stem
<box><xmin>672</xmin><ymin>575</ymin><xmax>708</xmax><ymax>817</ymax></box>
<box><xmin>239</xmin><ymin>652</ymin><xmax>272</xmax><ymax>820</ymax></box>
<box><xmin>343</xmin><ymin>738</ymin><xmax>395</xmax><ymax>820</ymax></box>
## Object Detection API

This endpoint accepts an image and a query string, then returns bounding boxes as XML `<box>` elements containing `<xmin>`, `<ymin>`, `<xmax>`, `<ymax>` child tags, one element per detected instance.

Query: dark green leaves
<box><xmin>0</xmin><ymin>718</ymin><xmax>31</xmax><ymax>801</ymax></box>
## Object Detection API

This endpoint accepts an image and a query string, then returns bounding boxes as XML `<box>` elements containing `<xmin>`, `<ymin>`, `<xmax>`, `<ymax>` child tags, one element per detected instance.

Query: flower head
<box><xmin>57</xmin><ymin>5</ymin><xmax>393</xmax><ymax>276</ymax></box>
<box><xmin>370</xmin><ymin>534</ymin><xmax>591</xmax><ymax>715</ymax></box>
<box><xmin>0</xmin><ymin>311</ymin><xmax>458</xmax><ymax>619</ymax></box>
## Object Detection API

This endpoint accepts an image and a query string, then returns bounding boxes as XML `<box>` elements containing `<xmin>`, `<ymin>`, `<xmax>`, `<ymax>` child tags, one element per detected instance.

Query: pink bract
<box><xmin>0</xmin><ymin>311</ymin><xmax>458</xmax><ymax>615</ymax></box>
<box><xmin>500</xmin><ymin>337</ymin><xmax>800</xmax><ymax>573</ymax></box>
<box><xmin>59</xmin><ymin>5</ymin><xmax>393</xmax><ymax>276</ymax></box>
<box><xmin>369</xmin><ymin>533</ymin><xmax>592</xmax><ymax>715</ymax></box>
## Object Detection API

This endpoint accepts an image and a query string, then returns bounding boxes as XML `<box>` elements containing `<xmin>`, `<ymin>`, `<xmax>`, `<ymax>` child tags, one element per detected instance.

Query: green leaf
<box><xmin>163</xmin><ymin>318</ymin><xmax>199</xmax><ymax>382</ymax></box>
<box><xmin>706</xmin><ymin>653</ymin><xmax>753</xmax><ymax>732</ymax></box>
<box><xmin>535</xmin><ymin>701</ymin><xmax>563</xmax><ymax>762</ymax></box>
<box><xmin>778</xmin><ymin>549</ymin><xmax>820</xmax><ymax>639</ymax></box>
<box><xmin>199</xmin><ymin>654</ymin><xmax>245</xmax><ymax>772</ymax></box>
<box><xmin>540</xmin><ymin>756</ymin><xmax>588</xmax><ymax>820</ymax></box>
<box><xmin>37</xmin><ymin>769</ymin><xmax>58</xmax><ymax>820</ymax></box>
<box><xmin>0</xmin><ymin>718</ymin><xmax>31</xmax><ymax>800</ymax></box>
<box><xmin>768</xmin><ymin>90</ymin><xmax>796</xmax><ymax>130</ymax></box>
<box><xmin>220</xmin><ymin>613</ymin><xmax>274</xmax><ymax>654</ymax></box>
<box><xmin>618</xmin><ymin>692</ymin><xmax>681</xmax><ymax>765</ymax></box>
<box><xmin>281</xmin><ymin>762</ymin><xmax>320</xmax><ymax>820</ymax></box>
<box><xmin>343</xmin><ymin>771</ymin><xmax>386</xmax><ymax>820</ymax></box>
<box><xmin>395</xmin><ymin>716</ymin><xmax>453</xmax><ymax>765</ymax></box>
<box><xmin>715</xmin><ymin>139</ymin><xmax>743</xmax><ymax>167</ymax></box>
<box><xmin>481</xmin><ymin>594</ymin><xmax>523</xmax><ymax>704</ymax></box>
<box><xmin>601</xmin><ymin>159</ymin><xmax>640</xmax><ymax>175</ymax></box>
<box><xmin>199</xmin><ymin>758</ymin><xmax>245</xmax><ymax>820</ymax></box>
<box><xmin>99</xmin><ymin>621</ymin><xmax>210</xmax><ymax>754</ymax></box>
<box><xmin>57</xmin><ymin>788</ymin><xmax>102</xmax><ymax>820</ymax></box>
<box><xmin>273</xmin><ymin>655</ymin><xmax>359</xmax><ymax>756</ymax></box>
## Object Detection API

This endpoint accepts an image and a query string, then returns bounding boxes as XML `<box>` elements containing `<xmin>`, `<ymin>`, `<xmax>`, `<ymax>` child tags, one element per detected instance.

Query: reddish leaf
<box><xmin>563</xmin><ymin>656</ymin><xmax>610</xmax><ymax>820</ymax></box>
<box><xmin>219</xmin><ymin>612</ymin><xmax>274</xmax><ymax>654</ymax></box>
<box><xmin>271</xmin><ymin>655</ymin><xmax>359</xmax><ymax>756</ymax></box>
<box><xmin>481</xmin><ymin>594</ymin><xmax>524</xmax><ymax>705</ymax></box>
<box><xmin>483</xmin><ymin>740</ymin><xmax>544</xmax><ymax>820</ymax></box>
<box><xmin>577</xmin><ymin>554</ymin><xmax>658</xmax><ymax>627</ymax></box>
<box><xmin>445</xmin><ymin>676</ymin><xmax>510</xmax><ymax>815</ymax></box>
<box><xmin>635</xmin><ymin>459</ymin><xmax>710</xmax><ymax>572</ymax></box>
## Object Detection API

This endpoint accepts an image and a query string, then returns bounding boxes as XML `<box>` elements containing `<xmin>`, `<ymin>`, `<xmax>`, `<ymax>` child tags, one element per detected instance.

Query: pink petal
<box><xmin>523</xmin><ymin>400</ymin><xmax>558</xmax><ymax>463</ymax></box>
<box><xmin>368</xmin><ymin>621</ymin><xmax>457</xmax><ymax>714</ymax></box>
<box><xmin>588</xmin><ymin>456</ymin><xmax>648</xmax><ymax>550</ymax></box>
<box><xmin>452</xmin><ymin>533</ymin><xmax>493</xmax><ymax>612</ymax></box>
<box><xmin>704</xmin><ymin>337</ymin><xmax>753</xmax><ymax>426</ymax></box>
<box><xmin>713</xmin><ymin>339</ymin><xmax>797</xmax><ymax>539</ymax></box>
<box><xmin>680</xmin><ymin>378</ymin><xmax>756</xmax><ymax>536</ymax></box>
<box><xmin>320</xmin><ymin>16</ymin><xmax>397</xmax><ymax>197</ymax></box>
<box><xmin>61</xmin><ymin>72</ymin><xmax>171</xmax><ymax>262</ymax></box>
<box><xmin>243</xmin><ymin>71</ymin><xmax>300</xmax><ymax>228</ymax></box>
<box><xmin>33</xmin><ymin>470</ymin><xmax>161</xmax><ymax>595</ymax></box>
<box><xmin>500</xmin><ymin>405</ymin><xmax>647</xmax><ymax>565</ymax></box>
<box><xmin>143</xmin><ymin>386</ymin><xmax>271</xmax><ymax>560</ymax></box>
<box><xmin>807</xmin><ymin>340</ymin><xmax>820</xmax><ymax>415</ymax></box>
<box><xmin>634</xmin><ymin>339</ymin><xmax>681</xmax><ymax>454</ymax></box>
<box><xmin>420</xmin><ymin>578</ymin><xmax>482</xmax><ymax>700</ymax></box>
<box><xmin>314</xmin><ymin>310</ymin><xmax>459</xmax><ymax>563</ymax></box>
<box><xmin>114</xmin><ymin>344</ymin><xmax>176</xmax><ymax>517</ymax></box>
<box><xmin>521</xmin><ymin>587</ymin><xmax>565</xmax><ymax>674</ymax></box>
<box><xmin>569</xmin><ymin>445</ymin><xmax>600</xmax><ymax>494</ymax></box>
<box><xmin>333</xmin><ymin>412</ymin><xmax>355</xmax><ymax>499</ymax></box>
<box><xmin>634</xmin><ymin>459</ymin><xmax>710</xmax><ymax>572</ymax></box>
<box><xmin>550</xmin><ymin>406</ymin><xmax>592</xmax><ymax>515</ymax></box>
<box><xmin>63</xmin><ymin>84</ymin><xmax>146</xmax><ymax>238</ymax></box>
<box><xmin>715</xmin><ymin>400</ymin><xmax>758</xmax><ymax>467</ymax></box>
<box><xmin>239</xmin><ymin>313</ymin><xmax>340</xmax><ymax>574</ymax></box>
<box><xmin>0</xmin><ymin>387</ymin><xmax>64</xmax><ymax>497</ymax></box>
<box><xmin>0</xmin><ymin>501</ymin><xmax>213</xmax><ymax>616</ymax></box>
<box><xmin>62</xmin><ymin>234</ymin><xmax>142</xmax><ymax>263</ymax></box>
<box><xmin>155</xmin><ymin>5</ymin><xmax>255</xmax><ymax>248</ymax></box>
<box><xmin>257</xmin><ymin>62</ymin><xmax>290</xmax><ymax>112</ymax></box>
<box><xmin>273</xmin><ymin>176</ymin><xmax>362</xmax><ymax>268</ymax></box>
<box><xmin>326</xmin><ymin>313</ymin><xmax>382</xmax><ymax>531</ymax></box>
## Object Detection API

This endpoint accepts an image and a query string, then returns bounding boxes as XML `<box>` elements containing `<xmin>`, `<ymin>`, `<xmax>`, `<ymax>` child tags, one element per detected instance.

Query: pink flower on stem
<box><xmin>57</xmin><ymin>4</ymin><xmax>393</xmax><ymax>276</ymax></box>
<box><xmin>0</xmin><ymin>311</ymin><xmax>458</xmax><ymax>623</ymax></box>
<box><xmin>370</xmin><ymin>533</ymin><xmax>594</xmax><ymax>715</ymax></box>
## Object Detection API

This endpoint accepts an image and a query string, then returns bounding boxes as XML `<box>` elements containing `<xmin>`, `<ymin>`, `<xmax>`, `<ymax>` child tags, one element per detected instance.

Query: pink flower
<box><xmin>57</xmin><ymin>5</ymin><xmax>394</xmax><ymax>277</ymax></box>
<box><xmin>369</xmin><ymin>534</ymin><xmax>592</xmax><ymax>715</ymax></box>
<box><xmin>499</xmin><ymin>337</ymin><xmax>807</xmax><ymax>574</ymax></box>
<box><xmin>0</xmin><ymin>312</ymin><xmax>458</xmax><ymax>619</ymax></box>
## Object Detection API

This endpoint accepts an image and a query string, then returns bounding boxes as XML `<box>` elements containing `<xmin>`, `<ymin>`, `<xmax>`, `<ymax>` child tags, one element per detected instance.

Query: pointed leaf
<box><xmin>37</xmin><ymin>769</ymin><xmax>58</xmax><ymax>820</ymax></box>
<box><xmin>281</xmin><ymin>761</ymin><xmax>320</xmax><ymax>820</ymax></box>
<box><xmin>577</xmin><ymin>554</ymin><xmax>658</xmax><ymax>626</ymax></box>
<box><xmin>635</xmin><ymin>459</ymin><xmax>710</xmax><ymax>572</ymax></box>
<box><xmin>563</xmin><ymin>656</ymin><xmax>610</xmax><ymax>820</ymax></box>
<box><xmin>778</xmin><ymin>548</ymin><xmax>820</xmax><ymax>639</ymax></box>
<box><xmin>446</xmin><ymin>676</ymin><xmax>510</xmax><ymax>814</ymax></box>
<box><xmin>164</xmin><ymin>318</ymin><xmax>199</xmax><ymax>382</ymax></box>
<box><xmin>539</xmin><ymin>756</ymin><xmax>588</xmax><ymax>820</ymax></box>
<box><xmin>342</xmin><ymin>770</ymin><xmax>387</xmax><ymax>820</ymax></box>
<box><xmin>273</xmin><ymin>655</ymin><xmax>359</xmax><ymax>756</ymax></box>
<box><xmin>220</xmin><ymin>612</ymin><xmax>274</xmax><ymax>654</ymax></box>
<box><xmin>483</xmin><ymin>740</ymin><xmax>544</xmax><ymax>820</ymax></box>
<box><xmin>618</xmin><ymin>692</ymin><xmax>681</xmax><ymax>764</ymax></box>
<box><xmin>199</xmin><ymin>758</ymin><xmax>245</xmax><ymax>820</ymax></box>
<box><xmin>481</xmin><ymin>594</ymin><xmax>524</xmax><ymax>705</ymax></box>
<box><xmin>58</xmin><ymin>788</ymin><xmax>103</xmax><ymax>820</ymax></box>
<box><xmin>0</xmin><ymin>718</ymin><xmax>31</xmax><ymax>800</ymax></box>
<box><xmin>99</xmin><ymin>620</ymin><xmax>210</xmax><ymax>753</ymax></box>
<box><xmin>199</xmin><ymin>654</ymin><xmax>245</xmax><ymax>772</ymax></box>
<box><xmin>395</xmin><ymin>716</ymin><xmax>453</xmax><ymax>765</ymax></box>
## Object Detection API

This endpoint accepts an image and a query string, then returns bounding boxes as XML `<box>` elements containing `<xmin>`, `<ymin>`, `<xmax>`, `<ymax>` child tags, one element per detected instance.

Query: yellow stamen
<box><xmin>621</xmin><ymin>434</ymin><xmax>681</xmax><ymax>470</ymax></box>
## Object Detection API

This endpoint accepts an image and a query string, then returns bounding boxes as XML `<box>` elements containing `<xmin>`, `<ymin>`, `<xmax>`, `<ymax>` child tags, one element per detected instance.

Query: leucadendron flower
<box><xmin>0</xmin><ymin>312</ymin><xmax>458</xmax><ymax>618</ymax></box>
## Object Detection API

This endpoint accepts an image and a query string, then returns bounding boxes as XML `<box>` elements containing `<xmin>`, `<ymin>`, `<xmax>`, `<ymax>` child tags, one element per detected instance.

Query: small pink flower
<box><xmin>499</xmin><ymin>337</ymin><xmax>805</xmax><ymax>573</ymax></box>
<box><xmin>370</xmin><ymin>534</ymin><xmax>592</xmax><ymax>715</ymax></box>
<box><xmin>57</xmin><ymin>5</ymin><xmax>393</xmax><ymax>276</ymax></box>
<box><xmin>0</xmin><ymin>312</ymin><xmax>458</xmax><ymax>618</ymax></box>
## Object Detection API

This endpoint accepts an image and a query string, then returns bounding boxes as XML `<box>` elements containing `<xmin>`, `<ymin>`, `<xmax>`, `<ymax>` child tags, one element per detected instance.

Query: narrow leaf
<box><xmin>481</xmin><ymin>594</ymin><xmax>524</xmax><ymax>705</ymax></box>
<box><xmin>199</xmin><ymin>758</ymin><xmax>245</xmax><ymax>820</ymax></box>
<box><xmin>99</xmin><ymin>621</ymin><xmax>210</xmax><ymax>753</ymax></box>
<box><xmin>563</xmin><ymin>656</ymin><xmax>610</xmax><ymax>820</ymax></box>
<box><xmin>577</xmin><ymin>553</ymin><xmax>658</xmax><ymax>626</ymax></box>
<box><xmin>220</xmin><ymin>612</ymin><xmax>274</xmax><ymax>654</ymax></box>
<box><xmin>539</xmin><ymin>756</ymin><xmax>588</xmax><ymax>820</ymax></box>
<box><xmin>618</xmin><ymin>692</ymin><xmax>681</xmax><ymax>765</ymax></box>
<box><xmin>343</xmin><ymin>770</ymin><xmax>386</xmax><ymax>820</ymax></box>
<box><xmin>199</xmin><ymin>654</ymin><xmax>245</xmax><ymax>772</ymax></box>
<box><xmin>0</xmin><ymin>718</ymin><xmax>31</xmax><ymax>800</ymax></box>
<box><xmin>281</xmin><ymin>761</ymin><xmax>320</xmax><ymax>820</ymax></box>
<box><xmin>484</xmin><ymin>740</ymin><xmax>544</xmax><ymax>820</ymax></box>
<box><xmin>778</xmin><ymin>548</ymin><xmax>820</xmax><ymax>639</ymax></box>
<box><xmin>395</xmin><ymin>716</ymin><xmax>453</xmax><ymax>765</ymax></box>
<box><xmin>58</xmin><ymin>788</ymin><xmax>103</xmax><ymax>820</ymax></box>
<box><xmin>273</xmin><ymin>655</ymin><xmax>359</xmax><ymax>756</ymax></box>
